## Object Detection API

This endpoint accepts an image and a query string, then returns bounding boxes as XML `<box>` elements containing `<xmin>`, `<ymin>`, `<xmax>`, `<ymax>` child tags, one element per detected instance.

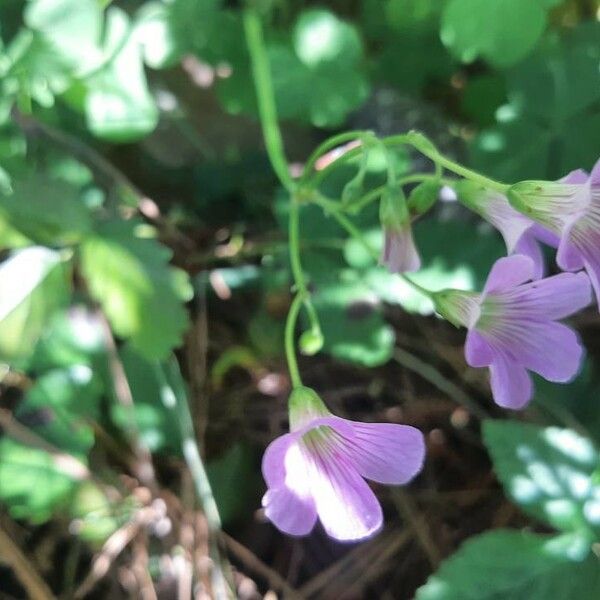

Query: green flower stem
<box><xmin>243</xmin><ymin>9</ymin><xmax>295</xmax><ymax>192</ymax></box>
<box><xmin>386</xmin><ymin>134</ymin><xmax>508</xmax><ymax>193</ymax></box>
<box><xmin>302</xmin><ymin>130</ymin><xmax>369</xmax><ymax>181</ymax></box>
<box><xmin>285</xmin><ymin>293</ymin><xmax>305</xmax><ymax>388</ymax></box>
<box><xmin>312</xmin><ymin>197</ymin><xmax>434</xmax><ymax>299</ymax></box>
<box><xmin>245</xmin><ymin>8</ymin><xmax>321</xmax><ymax>387</ymax></box>
<box><xmin>348</xmin><ymin>174</ymin><xmax>435</xmax><ymax>214</ymax></box>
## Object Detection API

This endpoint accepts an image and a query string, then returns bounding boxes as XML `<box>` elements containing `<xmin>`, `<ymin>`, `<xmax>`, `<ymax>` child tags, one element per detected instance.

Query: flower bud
<box><xmin>379</xmin><ymin>184</ymin><xmax>409</xmax><ymax>231</ymax></box>
<box><xmin>408</xmin><ymin>180</ymin><xmax>441</xmax><ymax>216</ymax></box>
<box><xmin>299</xmin><ymin>328</ymin><xmax>324</xmax><ymax>356</ymax></box>
<box><xmin>288</xmin><ymin>386</ymin><xmax>329</xmax><ymax>430</ymax></box>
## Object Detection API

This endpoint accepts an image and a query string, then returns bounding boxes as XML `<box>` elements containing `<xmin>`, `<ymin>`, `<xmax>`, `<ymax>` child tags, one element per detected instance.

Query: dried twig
<box><xmin>391</xmin><ymin>489</ymin><xmax>441</xmax><ymax>569</ymax></box>
<box><xmin>223</xmin><ymin>533</ymin><xmax>302</xmax><ymax>600</ymax></box>
<box><xmin>0</xmin><ymin>523</ymin><xmax>54</xmax><ymax>600</ymax></box>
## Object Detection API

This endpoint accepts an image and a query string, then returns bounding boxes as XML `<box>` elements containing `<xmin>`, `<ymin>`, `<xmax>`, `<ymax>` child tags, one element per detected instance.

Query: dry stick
<box><xmin>99</xmin><ymin>315</ymin><xmax>157</xmax><ymax>491</ymax></box>
<box><xmin>0</xmin><ymin>408</ymin><xmax>90</xmax><ymax>480</ymax></box>
<box><xmin>0</xmin><ymin>524</ymin><xmax>54</xmax><ymax>600</ymax></box>
<box><xmin>298</xmin><ymin>529</ymin><xmax>410</xmax><ymax>598</ymax></box>
<box><xmin>338</xmin><ymin>530</ymin><xmax>414</xmax><ymax>598</ymax></box>
<box><xmin>222</xmin><ymin>533</ymin><xmax>302</xmax><ymax>600</ymax></box>
<box><xmin>390</xmin><ymin>489</ymin><xmax>441</xmax><ymax>569</ymax></box>
<box><xmin>393</xmin><ymin>347</ymin><xmax>489</xmax><ymax>420</ymax></box>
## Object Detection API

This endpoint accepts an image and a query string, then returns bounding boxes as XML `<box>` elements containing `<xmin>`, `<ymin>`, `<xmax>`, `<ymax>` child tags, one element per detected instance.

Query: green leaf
<box><xmin>0</xmin><ymin>438</ymin><xmax>81</xmax><ymax>523</ymax></box>
<box><xmin>24</xmin><ymin>0</ymin><xmax>103</xmax><ymax>74</ymax></box>
<box><xmin>84</xmin><ymin>7</ymin><xmax>158</xmax><ymax>141</ymax></box>
<box><xmin>135</xmin><ymin>2</ymin><xmax>180</xmax><ymax>69</ymax></box>
<box><xmin>416</xmin><ymin>530</ymin><xmax>600</xmax><ymax>600</ymax></box>
<box><xmin>0</xmin><ymin>247</ymin><xmax>70</xmax><ymax>360</ymax></box>
<box><xmin>0</xmin><ymin>174</ymin><xmax>92</xmax><ymax>245</ymax></box>
<box><xmin>311</xmin><ymin>271</ymin><xmax>395</xmax><ymax>367</ymax></box>
<box><xmin>441</xmin><ymin>0</ymin><xmax>547</xmax><ymax>68</ymax></box>
<box><xmin>16</xmin><ymin>366</ymin><xmax>102</xmax><ymax>456</ymax></box>
<box><xmin>80</xmin><ymin>219</ymin><xmax>192</xmax><ymax>360</ymax></box>
<box><xmin>207</xmin><ymin>443</ymin><xmax>261</xmax><ymax>525</ymax></box>
<box><xmin>293</xmin><ymin>9</ymin><xmax>363</xmax><ymax>68</ymax></box>
<box><xmin>109</xmin><ymin>345</ymin><xmax>181</xmax><ymax>453</ymax></box>
<box><xmin>483</xmin><ymin>420</ymin><xmax>600</xmax><ymax>535</ymax></box>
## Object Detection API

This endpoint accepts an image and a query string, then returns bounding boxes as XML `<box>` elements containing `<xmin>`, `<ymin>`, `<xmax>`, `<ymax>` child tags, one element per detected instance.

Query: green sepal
<box><xmin>379</xmin><ymin>184</ymin><xmax>409</xmax><ymax>231</ymax></box>
<box><xmin>288</xmin><ymin>386</ymin><xmax>330</xmax><ymax>431</ymax></box>
<box><xmin>408</xmin><ymin>179</ymin><xmax>442</xmax><ymax>215</ymax></box>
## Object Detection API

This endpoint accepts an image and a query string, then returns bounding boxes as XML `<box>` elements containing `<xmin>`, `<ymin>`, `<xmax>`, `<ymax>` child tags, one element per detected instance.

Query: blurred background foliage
<box><xmin>0</xmin><ymin>0</ymin><xmax>599</xmax><ymax>598</ymax></box>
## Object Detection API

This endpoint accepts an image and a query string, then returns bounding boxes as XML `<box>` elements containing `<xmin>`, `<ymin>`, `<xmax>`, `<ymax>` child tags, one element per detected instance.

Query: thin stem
<box><xmin>302</xmin><ymin>130</ymin><xmax>368</xmax><ymax>181</ymax></box>
<box><xmin>312</xmin><ymin>197</ymin><xmax>434</xmax><ymax>298</ymax></box>
<box><xmin>386</xmin><ymin>134</ymin><xmax>508</xmax><ymax>192</ymax></box>
<box><xmin>285</xmin><ymin>293</ymin><xmax>305</xmax><ymax>388</ymax></box>
<box><xmin>243</xmin><ymin>9</ymin><xmax>294</xmax><ymax>191</ymax></box>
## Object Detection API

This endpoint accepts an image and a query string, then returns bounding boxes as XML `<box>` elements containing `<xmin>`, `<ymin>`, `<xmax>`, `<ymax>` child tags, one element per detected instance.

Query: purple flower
<box><xmin>381</xmin><ymin>226</ymin><xmax>421</xmax><ymax>273</ymax></box>
<box><xmin>456</xmin><ymin>181</ymin><xmax>556</xmax><ymax>278</ymax></box>
<box><xmin>508</xmin><ymin>160</ymin><xmax>600</xmax><ymax>301</ymax></box>
<box><xmin>379</xmin><ymin>185</ymin><xmax>421</xmax><ymax>273</ymax></box>
<box><xmin>261</xmin><ymin>387</ymin><xmax>425</xmax><ymax>541</ymax></box>
<box><xmin>434</xmin><ymin>255</ymin><xmax>591</xmax><ymax>409</ymax></box>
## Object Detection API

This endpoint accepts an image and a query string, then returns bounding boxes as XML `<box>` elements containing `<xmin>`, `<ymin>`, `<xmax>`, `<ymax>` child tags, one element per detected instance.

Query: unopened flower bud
<box><xmin>299</xmin><ymin>328</ymin><xmax>324</xmax><ymax>356</ymax></box>
<box><xmin>408</xmin><ymin>180</ymin><xmax>441</xmax><ymax>215</ymax></box>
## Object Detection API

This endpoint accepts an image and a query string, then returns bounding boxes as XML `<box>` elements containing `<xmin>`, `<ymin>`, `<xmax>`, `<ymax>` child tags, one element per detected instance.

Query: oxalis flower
<box><xmin>262</xmin><ymin>386</ymin><xmax>425</xmax><ymax>541</ymax></box>
<box><xmin>379</xmin><ymin>184</ymin><xmax>421</xmax><ymax>273</ymax></box>
<box><xmin>507</xmin><ymin>158</ymin><xmax>600</xmax><ymax>302</ymax></box>
<box><xmin>434</xmin><ymin>255</ymin><xmax>591</xmax><ymax>409</ymax></box>
<box><xmin>455</xmin><ymin>180</ymin><xmax>558</xmax><ymax>279</ymax></box>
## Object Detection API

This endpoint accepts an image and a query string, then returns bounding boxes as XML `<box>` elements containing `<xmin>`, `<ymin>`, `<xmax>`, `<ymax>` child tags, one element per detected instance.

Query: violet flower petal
<box><xmin>337</xmin><ymin>422</ymin><xmax>426</xmax><ymax>485</ymax></box>
<box><xmin>381</xmin><ymin>227</ymin><xmax>421</xmax><ymax>273</ymax></box>
<box><xmin>489</xmin><ymin>353</ymin><xmax>533</xmax><ymax>410</ymax></box>
<box><xmin>483</xmin><ymin>255</ymin><xmax>534</xmax><ymax>295</ymax></box>
<box><xmin>465</xmin><ymin>329</ymin><xmax>495</xmax><ymax>367</ymax></box>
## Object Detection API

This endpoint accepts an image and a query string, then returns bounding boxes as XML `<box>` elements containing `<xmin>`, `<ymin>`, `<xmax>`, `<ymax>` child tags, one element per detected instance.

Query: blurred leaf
<box><xmin>0</xmin><ymin>174</ymin><xmax>92</xmax><ymax>245</ymax></box>
<box><xmin>24</xmin><ymin>0</ymin><xmax>103</xmax><ymax>74</ymax></box>
<box><xmin>27</xmin><ymin>307</ymin><xmax>104</xmax><ymax>372</ymax></box>
<box><xmin>84</xmin><ymin>7</ymin><xmax>158</xmax><ymax>142</ymax></box>
<box><xmin>16</xmin><ymin>365</ymin><xmax>102</xmax><ymax>456</ymax></box>
<box><xmin>166</xmin><ymin>0</ymin><xmax>221</xmax><ymax>60</ymax></box>
<box><xmin>483</xmin><ymin>420</ymin><xmax>600</xmax><ymax>535</ymax></box>
<box><xmin>293</xmin><ymin>9</ymin><xmax>362</xmax><ymax>68</ymax></box>
<box><xmin>416</xmin><ymin>530</ymin><xmax>600</xmax><ymax>600</ymax></box>
<box><xmin>207</xmin><ymin>442</ymin><xmax>260</xmax><ymax>524</ymax></box>
<box><xmin>0</xmin><ymin>247</ymin><xmax>70</xmax><ymax>360</ymax></box>
<box><xmin>111</xmin><ymin>344</ymin><xmax>181</xmax><ymax>453</ymax></box>
<box><xmin>461</xmin><ymin>75</ymin><xmax>507</xmax><ymax>126</ymax></box>
<box><xmin>470</xmin><ymin>22</ymin><xmax>600</xmax><ymax>180</ymax></box>
<box><xmin>135</xmin><ymin>1</ymin><xmax>180</xmax><ymax>69</ymax></box>
<box><xmin>80</xmin><ymin>219</ymin><xmax>192</xmax><ymax>360</ymax></box>
<box><xmin>0</xmin><ymin>438</ymin><xmax>81</xmax><ymax>522</ymax></box>
<box><xmin>441</xmin><ymin>0</ymin><xmax>547</xmax><ymax>67</ymax></box>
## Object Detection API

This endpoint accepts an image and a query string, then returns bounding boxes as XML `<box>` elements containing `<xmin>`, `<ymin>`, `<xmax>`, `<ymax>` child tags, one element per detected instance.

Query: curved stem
<box><xmin>285</xmin><ymin>294</ymin><xmax>304</xmax><ymax>388</ymax></box>
<box><xmin>302</xmin><ymin>130</ymin><xmax>368</xmax><ymax>181</ymax></box>
<box><xmin>243</xmin><ymin>9</ymin><xmax>294</xmax><ymax>191</ymax></box>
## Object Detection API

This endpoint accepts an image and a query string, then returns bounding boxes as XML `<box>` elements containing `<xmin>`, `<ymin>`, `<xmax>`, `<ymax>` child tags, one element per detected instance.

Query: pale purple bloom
<box><xmin>507</xmin><ymin>160</ymin><xmax>600</xmax><ymax>301</ymax></box>
<box><xmin>555</xmin><ymin>160</ymin><xmax>600</xmax><ymax>305</ymax></box>
<box><xmin>456</xmin><ymin>182</ymin><xmax>555</xmax><ymax>278</ymax></box>
<box><xmin>435</xmin><ymin>255</ymin><xmax>591</xmax><ymax>409</ymax></box>
<box><xmin>261</xmin><ymin>387</ymin><xmax>425</xmax><ymax>541</ymax></box>
<box><xmin>381</xmin><ymin>226</ymin><xmax>421</xmax><ymax>273</ymax></box>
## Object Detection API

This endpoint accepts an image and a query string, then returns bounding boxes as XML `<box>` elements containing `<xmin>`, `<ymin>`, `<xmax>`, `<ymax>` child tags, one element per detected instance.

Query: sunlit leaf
<box><xmin>416</xmin><ymin>530</ymin><xmax>600</xmax><ymax>600</ymax></box>
<box><xmin>483</xmin><ymin>420</ymin><xmax>600</xmax><ymax>535</ymax></box>
<box><xmin>0</xmin><ymin>247</ymin><xmax>70</xmax><ymax>360</ymax></box>
<box><xmin>80</xmin><ymin>219</ymin><xmax>192</xmax><ymax>360</ymax></box>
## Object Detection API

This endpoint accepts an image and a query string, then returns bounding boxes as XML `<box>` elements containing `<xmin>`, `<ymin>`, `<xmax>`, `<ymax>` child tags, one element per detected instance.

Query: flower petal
<box><xmin>507</xmin><ymin>320</ymin><xmax>585</xmax><ymax>382</ymax></box>
<box><xmin>557</xmin><ymin>236</ymin><xmax>586</xmax><ymax>271</ymax></box>
<box><xmin>381</xmin><ymin>227</ymin><xmax>421</xmax><ymax>273</ymax></box>
<box><xmin>483</xmin><ymin>255</ymin><xmax>534</xmax><ymax>295</ymax></box>
<box><xmin>306</xmin><ymin>450</ymin><xmax>383</xmax><ymax>541</ymax></box>
<box><xmin>562</xmin><ymin>168</ymin><xmax>589</xmax><ymax>185</ymax></box>
<box><xmin>262</xmin><ymin>486</ymin><xmax>317</xmax><ymax>536</ymax></box>
<box><xmin>489</xmin><ymin>353</ymin><xmax>533</xmax><ymax>410</ymax></box>
<box><xmin>334</xmin><ymin>422</ymin><xmax>425</xmax><ymax>485</ymax></box>
<box><xmin>262</xmin><ymin>438</ymin><xmax>318</xmax><ymax>536</ymax></box>
<box><xmin>502</xmin><ymin>271</ymin><xmax>592</xmax><ymax>320</ymax></box>
<box><xmin>465</xmin><ymin>329</ymin><xmax>495</xmax><ymax>367</ymax></box>
<box><xmin>514</xmin><ymin>230</ymin><xmax>545</xmax><ymax>279</ymax></box>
